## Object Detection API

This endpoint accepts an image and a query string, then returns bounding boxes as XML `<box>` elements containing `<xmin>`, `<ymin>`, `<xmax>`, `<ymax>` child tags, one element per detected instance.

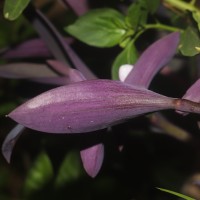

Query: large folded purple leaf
<box><xmin>8</xmin><ymin>80</ymin><xmax>176</xmax><ymax>133</ymax></box>
<box><xmin>24</xmin><ymin>5</ymin><xmax>96</xmax><ymax>79</ymax></box>
<box><xmin>124</xmin><ymin>32</ymin><xmax>180</xmax><ymax>87</ymax></box>
<box><xmin>80</xmin><ymin>144</ymin><xmax>104</xmax><ymax>177</ymax></box>
<box><xmin>62</xmin><ymin>0</ymin><xmax>89</xmax><ymax>16</ymax></box>
<box><xmin>0</xmin><ymin>63</ymin><xmax>57</xmax><ymax>79</ymax></box>
<box><xmin>2</xmin><ymin>38</ymin><xmax>73</xmax><ymax>59</ymax></box>
<box><xmin>2</xmin><ymin>124</ymin><xmax>25</xmax><ymax>163</ymax></box>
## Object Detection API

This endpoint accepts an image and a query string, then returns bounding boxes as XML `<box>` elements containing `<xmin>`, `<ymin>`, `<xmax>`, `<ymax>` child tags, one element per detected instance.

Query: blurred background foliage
<box><xmin>1</xmin><ymin>0</ymin><xmax>200</xmax><ymax>199</ymax></box>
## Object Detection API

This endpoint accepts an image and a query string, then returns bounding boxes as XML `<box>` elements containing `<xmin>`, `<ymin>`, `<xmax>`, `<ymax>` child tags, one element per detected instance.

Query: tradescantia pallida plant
<box><xmin>2</xmin><ymin>31</ymin><xmax>200</xmax><ymax>177</ymax></box>
<box><xmin>3</xmin><ymin>31</ymin><xmax>185</xmax><ymax>134</ymax></box>
<box><xmin>2</xmin><ymin>0</ymin><xmax>200</xmax><ymax>199</ymax></box>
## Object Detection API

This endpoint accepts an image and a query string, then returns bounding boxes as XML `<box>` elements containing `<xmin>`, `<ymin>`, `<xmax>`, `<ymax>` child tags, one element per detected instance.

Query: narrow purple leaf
<box><xmin>8</xmin><ymin>80</ymin><xmax>175</xmax><ymax>134</ymax></box>
<box><xmin>2</xmin><ymin>124</ymin><xmax>25</xmax><ymax>163</ymax></box>
<box><xmin>2</xmin><ymin>38</ymin><xmax>73</xmax><ymax>59</ymax></box>
<box><xmin>124</xmin><ymin>32</ymin><xmax>180</xmax><ymax>87</ymax></box>
<box><xmin>0</xmin><ymin>61</ymin><xmax>85</xmax><ymax>85</ymax></box>
<box><xmin>24</xmin><ymin>5</ymin><xmax>96</xmax><ymax>79</ymax></box>
<box><xmin>0</xmin><ymin>63</ymin><xmax>57</xmax><ymax>79</ymax></box>
<box><xmin>80</xmin><ymin>144</ymin><xmax>104</xmax><ymax>177</ymax></box>
<box><xmin>2</xmin><ymin>38</ymin><xmax>51</xmax><ymax>59</ymax></box>
<box><xmin>30</xmin><ymin>77</ymin><xmax>82</xmax><ymax>85</ymax></box>
<box><xmin>61</xmin><ymin>0</ymin><xmax>89</xmax><ymax>16</ymax></box>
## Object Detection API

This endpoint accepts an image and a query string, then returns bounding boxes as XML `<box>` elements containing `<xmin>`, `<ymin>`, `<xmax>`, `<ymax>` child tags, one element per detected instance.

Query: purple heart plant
<box><xmin>1</xmin><ymin>1</ymin><xmax>200</xmax><ymax>199</ymax></box>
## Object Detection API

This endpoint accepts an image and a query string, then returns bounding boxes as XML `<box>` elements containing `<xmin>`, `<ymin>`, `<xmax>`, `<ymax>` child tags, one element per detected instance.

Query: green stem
<box><xmin>133</xmin><ymin>23</ymin><xmax>183</xmax><ymax>42</ymax></box>
<box><xmin>163</xmin><ymin>0</ymin><xmax>200</xmax><ymax>12</ymax></box>
<box><xmin>145</xmin><ymin>23</ymin><xmax>182</xmax><ymax>32</ymax></box>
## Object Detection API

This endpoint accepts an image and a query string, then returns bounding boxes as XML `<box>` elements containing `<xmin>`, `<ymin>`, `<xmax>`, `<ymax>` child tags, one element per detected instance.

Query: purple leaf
<box><xmin>0</xmin><ymin>61</ymin><xmax>85</xmax><ymax>85</ymax></box>
<box><xmin>62</xmin><ymin>0</ymin><xmax>89</xmax><ymax>16</ymax></box>
<box><xmin>8</xmin><ymin>80</ymin><xmax>175</xmax><ymax>133</ymax></box>
<box><xmin>2</xmin><ymin>38</ymin><xmax>73</xmax><ymax>59</ymax></box>
<box><xmin>30</xmin><ymin>77</ymin><xmax>82</xmax><ymax>86</ymax></box>
<box><xmin>24</xmin><ymin>5</ymin><xmax>96</xmax><ymax>79</ymax></box>
<box><xmin>2</xmin><ymin>124</ymin><xmax>25</xmax><ymax>163</ymax></box>
<box><xmin>0</xmin><ymin>60</ymin><xmax>86</xmax><ymax>85</ymax></box>
<box><xmin>124</xmin><ymin>32</ymin><xmax>180</xmax><ymax>87</ymax></box>
<box><xmin>0</xmin><ymin>63</ymin><xmax>57</xmax><ymax>79</ymax></box>
<box><xmin>80</xmin><ymin>144</ymin><xmax>104</xmax><ymax>177</ymax></box>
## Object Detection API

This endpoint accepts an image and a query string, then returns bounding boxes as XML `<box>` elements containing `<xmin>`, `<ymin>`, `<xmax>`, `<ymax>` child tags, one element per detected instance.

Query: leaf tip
<box><xmin>80</xmin><ymin>144</ymin><xmax>104</xmax><ymax>178</ymax></box>
<box><xmin>1</xmin><ymin>124</ymin><xmax>25</xmax><ymax>163</ymax></box>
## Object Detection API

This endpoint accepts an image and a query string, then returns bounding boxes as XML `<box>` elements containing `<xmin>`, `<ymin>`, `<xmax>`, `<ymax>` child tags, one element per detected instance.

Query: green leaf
<box><xmin>192</xmin><ymin>11</ymin><xmax>200</xmax><ymax>31</ymax></box>
<box><xmin>65</xmin><ymin>8</ymin><xmax>126</xmax><ymax>47</ymax></box>
<box><xmin>157</xmin><ymin>187</ymin><xmax>195</xmax><ymax>200</ymax></box>
<box><xmin>112</xmin><ymin>41</ymin><xmax>138</xmax><ymax>80</ymax></box>
<box><xmin>55</xmin><ymin>151</ymin><xmax>83</xmax><ymax>188</ymax></box>
<box><xmin>3</xmin><ymin>0</ymin><xmax>30</xmax><ymax>21</ymax></box>
<box><xmin>23</xmin><ymin>152</ymin><xmax>53</xmax><ymax>196</ymax></box>
<box><xmin>126</xmin><ymin>0</ymin><xmax>148</xmax><ymax>29</ymax></box>
<box><xmin>180</xmin><ymin>27</ymin><xmax>200</xmax><ymax>56</ymax></box>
